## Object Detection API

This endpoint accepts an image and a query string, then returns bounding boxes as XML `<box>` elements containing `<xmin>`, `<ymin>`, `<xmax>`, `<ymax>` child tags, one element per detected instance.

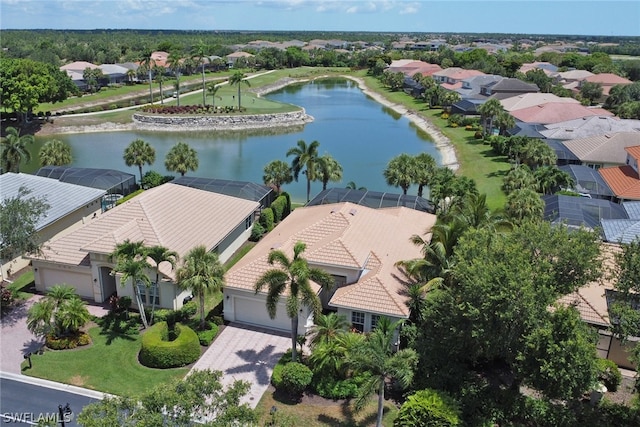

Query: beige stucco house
<box><xmin>223</xmin><ymin>202</ymin><xmax>437</xmax><ymax>335</ymax></box>
<box><xmin>30</xmin><ymin>183</ymin><xmax>259</xmax><ymax>310</ymax></box>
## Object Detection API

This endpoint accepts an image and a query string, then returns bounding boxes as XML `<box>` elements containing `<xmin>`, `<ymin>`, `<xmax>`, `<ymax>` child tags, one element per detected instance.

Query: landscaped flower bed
<box><xmin>140</xmin><ymin>105</ymin><xmax>244</xmax><ymax>115</ymax></box>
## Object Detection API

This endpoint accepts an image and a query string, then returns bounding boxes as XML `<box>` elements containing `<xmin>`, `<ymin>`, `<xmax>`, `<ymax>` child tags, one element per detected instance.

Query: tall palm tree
<box><xmin>534</xmin><ymin>166</ymin><xmax>574</xmax><ymax>195</ymax></box>
<box><xmin>383</xmin><ymin>153</ymin><xmax>416</xmax><ymax>195</ymax></box>
<box><xmin>192</xmin><ymin>40</ymin><xmax>210</xmax><ymax>106</ymax></box>
<box><xmin>413</xmin><ymin>153</ymin><xmax>436</xmax><ymax>198</ymax></box>
<box><xmin>521</xmin><ymin>139</ymin><xmax>557</xmax><ymax>170</ymax></box>
<box><xmin>166</xmin><ymin>51</ymin><xmax>183</xmax><ymax>107</ymax></box>
<box><xmin>145</xmin><ymin>245</ymin><xmax>179</xmax><ymax>325</ymax></box>
<box><xmin>176</xmin><ymin>245</ymin><xmax>225</xmax><ymax>329</ymax></box>
<box><xmin>229</xmin><ymin>71</ymin><xmax>251</xmax><ymax>109</ymax></box>
<box><xmin>263</xmin><ymin>159</ymin><xmax>293</xmax><ymax>194</ymax></box>
<box><xmin>138</xmin><ymin>50</ymin><xmax>156</xmax><ymax>103</ymax></box>
<box><xmin>505</xmin><ymin>188</ymin><xmax>545</xmax><ymax>224</ymax></box>
<box><xmin>349</xmin><ymin>318</ymin><xmax>417</xmax><ymax>427</ymax></box>
<box><xmin>1</xmin><ymin>126</ymin><xmax>34</xmax><ymax>173</ymax></box>
<box><xmin>123</xmin><ymin>139</ymin><xmax>156</xmax><ymax>183</ymax></box>
<box><xmin>496</xmin><ymin>110</ymin><xmax>516</xmax><ymax>135</ymax></box>
<box><xmin>39</xmin><ymin>139</ymin><xmax>72</xmax><ymax>167</ymax></box>
<box><xmin>502</xmin><ymin>165</ymin><xmax>536</xmax><ymax>194</ymax></box>
<box><xmin>254</xmin><ymin>241</ymin><xmax>335</xmax><ymax>362</ymax></box>
<box><xmin>287</xmin><ymin>139</ymin><xmax>321</xmax><ymax>203</ymax></box>
<box><xmin>317</xmin><ymin>154</ymin><xmax>343</xmax><ymax>190</ymax></box>
<box><xmin>111</xmin><ymin>240</ymin><xmax>150</xmax><ymax>329</ymax></box>
<box><xmin>477</xmin><ymin>98</ymin><xmax>505</xmax><ymax>137</ymax></box>
<box><xmin>206</xmin><ymin>82</ymin><xmax>220</xmax><ymax>107</ymax></box>
<box><xmin>307</xmin><ymin>312</ymin><xmax>349</xmax><ymax>349</ymax></box>
<box><xmin>153</xmin><ymin>65</ymin><xmax>167</xmax><ymax>105</ymax></box>
<box><xmin>165</xmin><ymin>142</ymin><xmax>199</xmax><ymax>177</ymax></box>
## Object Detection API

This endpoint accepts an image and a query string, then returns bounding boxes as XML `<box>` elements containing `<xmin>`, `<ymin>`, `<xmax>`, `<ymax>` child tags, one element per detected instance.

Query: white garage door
<box><xmin>40</xmin><ymin>268</ymin><xmax>93</xmax><ymax>299</ymax></box>
<box><xmin>233</xmin><ymin>297</ymin><xmax>291</xmax><ymax>332</ymax></box>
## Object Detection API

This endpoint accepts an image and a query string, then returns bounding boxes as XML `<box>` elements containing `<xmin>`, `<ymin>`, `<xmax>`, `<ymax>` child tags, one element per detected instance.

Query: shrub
<box><xmin>250</xmin><ymin>222</ymin><xmax>265</xmax><ymax>241</ymax></box>
<box><xmin>313</xmin><ymin>376</ymin><xmax>360</xmax><ymax>399</ymax></box>
<box><xmin>179</xmin><ymin>301</ymin><xmax>198</xmax><ymax>320</ymax></box>
<box><xmin>154</xmin><ymin>309</ymin><xmax>179</xmax><ymax>325</ymax></box>
<box><xmin>139</xmin><ymin>322</ymin><xmax>200</xmax><ymax>368</ymax></box>
<box><xmin>258</xmin><ymin>208</ymin><xmax>275</xmax><ymax>232</ymax></box>
<box><xmin>1</xmin><ymin>284</ymin><xmax>15</xmax><ymax>308</ymax></box>
<box><xmin>46</xmin><ymin>331</ymin><xmax>91</xmax><ymax>350</ymax></box>
<box><xmin>395</xmin><ymin>389</ymin><xmax>461</xmax><ymax>427</ymax></box>
<box><xmin>271</xmin><ymin>351</ymin><xmax>293</xmax><ymax>388</ymax></box>
<box><xmin>270</xmin><ymin>196</ymin><xmax>286</xmax><ymax>223</ymax></box>
<box><xmin>141</xmin><ymin>170</ymin><xmax>174</xmax><ymax>189</ymax></box>
<box><xmin>281</xmin><ymin>191</ymin><xmax>292</xmax><ymax>217</ymax></box>
<box><xmin>279</xmin><ymin>362</ymin><xmax>313</xmax><ymax>396</ymax></box>
<box><xmin>474</xmin><ymin>131</ymin><xmax>484</xmax><ymax>139</ymax></box>
<box><xmin>116</xmin><ymin>189</ymin><xmax>144</xmax><ymax>206</ymax></box>
<box><xmin>597</xmin><ymin>358</ymin><xmax>622</xmax><ymax>392</ymax></box>
<box><xmin>195</xmin><ymin>322</ymin><xmax>219</xmax><ymax>346</ymax></box>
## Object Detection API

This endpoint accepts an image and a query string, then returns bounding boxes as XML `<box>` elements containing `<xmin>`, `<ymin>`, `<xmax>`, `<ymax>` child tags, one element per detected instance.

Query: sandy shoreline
<box><xmin>35</xmin><ymin>76</ymin><xmax>458</xmax><ymax>171</ymax></box>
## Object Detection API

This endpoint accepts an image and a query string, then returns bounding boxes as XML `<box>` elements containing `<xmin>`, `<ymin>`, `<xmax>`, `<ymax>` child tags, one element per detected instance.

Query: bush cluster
<box><xmin>140</xmin><ymin>105</ymin><xmax>241</xmax><ymax>115</ymax></box>
<box><xmin>153</xmin><ymin>301</ymin><xmax>197</xmax><ymax>325</ymax></box>
<box><xmin>395</xmin><ymin>389</ymin><xmax>461</xmax><ymax>427</ymax></box>
<box><xmin>597</xmin><ymin>358</ymin><xmax>622</xmax><ymax>392</ymax></box>
<box><xmin>270</xmin><ymin>194</ymin><xmax>290</xmax><ymax>223</ymax></box>
<box><xmin>279</xmin><ymin>362</ymin><xmax>313</xmax><ymax>396</ymax></box>
<box><xmin>1</xmin><ymin>284</ymin><xmax>15</xmax><ymax>309</ymax></box>
<box><xmin>194</xmin><ymin>321</ymin><xmax>219</xmax><ymax>346</ymax></box>
<box><xmin>46</xmin><ymin>331</ymin><xmax>91</xmax><ymax>350</ymax></box>
<box><xmin>259</xmin><ymin>207</ymin><xmax>275</xmax><ymax>232</ymax></box>
<box><xmin>139</xmin><ymin>322</ymin><xmax>200</xmax><ymax>368</ymax></box>
<box><xmin>313</xmin><ymin>375</ymin><xmax>364</xmax><ymax>400</ymax></box>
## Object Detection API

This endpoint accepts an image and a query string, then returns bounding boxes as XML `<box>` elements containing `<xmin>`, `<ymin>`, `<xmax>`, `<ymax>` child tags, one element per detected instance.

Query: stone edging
<box><xmin>132</xmin><ymin>109</ymin><xmax>313</xmax><ymax>132</ymax></box>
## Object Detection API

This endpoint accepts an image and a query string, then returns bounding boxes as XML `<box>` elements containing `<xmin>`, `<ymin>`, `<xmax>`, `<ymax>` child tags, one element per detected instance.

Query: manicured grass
<box><xmin>22</xmin><ymin>325</ymin><xmax>188</xmax><ymax>397</ymax></box>
<box><xmin>255</xmin><ymin>387</ymin><xmax>398</xmax><ymax>427</ymax></box>
<box><xmin>7</xmin><ymin>270</ymin><xmax>35</xmax><ymax>300</ymax></box>
<box><xmin>224</xmin><ymin>242</ymin><xmax>257</xmax><ymax>270</ymax></box>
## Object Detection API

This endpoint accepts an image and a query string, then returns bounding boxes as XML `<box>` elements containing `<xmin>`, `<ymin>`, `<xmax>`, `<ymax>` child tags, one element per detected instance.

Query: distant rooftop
<box><xmin>307</xmin><ymin>188</ymin><xmax>435</xmax><ymax>213</ymax></box>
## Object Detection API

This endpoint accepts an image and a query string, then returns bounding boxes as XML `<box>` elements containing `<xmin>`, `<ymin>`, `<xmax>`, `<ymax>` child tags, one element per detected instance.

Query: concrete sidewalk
<box><xmin>190</xmin><ymin>323</ymin><xmax>290</xmax><ymax>409</ymax></box>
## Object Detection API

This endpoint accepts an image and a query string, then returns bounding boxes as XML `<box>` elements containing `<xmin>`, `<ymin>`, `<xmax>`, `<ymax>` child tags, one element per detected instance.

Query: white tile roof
<box><xmin>226</xmin><ymin>202</ymin><xmax>437</xmax><ymax>318</ymax></box>
<box><xmin>0</xmin><ymin>173</ymin><xmax>105</xmax><ymax>231</ymax></box>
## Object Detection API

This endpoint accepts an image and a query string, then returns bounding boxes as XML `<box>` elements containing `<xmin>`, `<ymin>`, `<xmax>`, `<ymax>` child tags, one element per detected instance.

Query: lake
<box><xmin>30</xmin><ymin>78</ymin><xmax>441</xmax><ymax>203</ymax></box>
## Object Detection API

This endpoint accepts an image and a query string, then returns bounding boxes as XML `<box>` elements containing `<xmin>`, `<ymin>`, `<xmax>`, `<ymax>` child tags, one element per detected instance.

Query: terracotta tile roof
<box><xmin>555</xmin><ymin>70</ymin><xmax>594</xmax><ymax>81</ymax></box>
<box><xmin>33</xmin><ymin>183</ymin><xmax>259</xmax><ymax>279</ymax></box>
<box><xmin>225</xmin><ymin>202</ymin><xmax>437</xmax><ymax>318</ymax></box>
<box><xmin>584</xmin><ymin>73</ymin><xmax>633</xmax><ymax>85</ymax></box>
<box><xmin>447</xmin><ymin>69</ymin><xmax>486</xmax><ymax>81</ymax></box>
<box><xmin>563</xmin><ymin>132</ymin><xmax>640</xmax><ymax>164</ymax></box>
<box><xmin>626</xmin><ymin>145</ymin><xmax>640</xmax><ymax>160</ymax></box>
<box><xmin>60</xmin><ymin>61</ymin><xmax>99</xmax><ymax>71</ymax></box>
<box><xmin>599</xmin><ymin>165</ymin><xmax>640</xmax><ymax>200</ymax></box>
<box><xmin>510</xmin><ymin>102</ymin><xmax>613</xmax><ymax>124</ymax></box>
<box><xmin>500</xmin><ymin>93</ymin><xmax>579</xmax><ymax>112</ymax></box>
<box><xmin>441</xmin><ymin>82</ymin><xmax>463</xmax><ymax>91</ymax></box>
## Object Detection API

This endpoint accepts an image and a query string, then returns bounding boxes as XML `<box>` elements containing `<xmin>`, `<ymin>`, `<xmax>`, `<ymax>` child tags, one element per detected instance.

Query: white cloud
<box><xmin>400</xmin><ymin>4</ymin><xmax>419</xmax><ymax>15</ymax></box>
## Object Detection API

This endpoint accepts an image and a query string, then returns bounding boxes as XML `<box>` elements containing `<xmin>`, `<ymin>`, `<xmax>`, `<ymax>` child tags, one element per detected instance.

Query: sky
<box><xmin>0</xmin><ymin>0</ymin><xmax>638</xmax><ymax>36</ymax></box>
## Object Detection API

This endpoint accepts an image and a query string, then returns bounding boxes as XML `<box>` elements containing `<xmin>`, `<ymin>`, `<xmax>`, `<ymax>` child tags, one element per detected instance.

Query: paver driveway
<box><xmin>190</xmin><ymin>323</ymin><xmax>290</xmax><ymax>408</ymax></box>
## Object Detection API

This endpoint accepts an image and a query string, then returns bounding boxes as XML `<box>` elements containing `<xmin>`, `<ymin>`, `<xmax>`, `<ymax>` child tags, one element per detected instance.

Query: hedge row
<box><xmin>139</xmin><ymin>321</ymin><xmax>200</xmax><ymax>368</ymax></box>
<box><xmin>253</xmin><ymin>193</ymin><xmax>292</xmax><ymax>241</ymax></box>
<box><xmin>153</xmin><ymin>301</ymin><xmax>197</xmax><ymax>325</ymax></box>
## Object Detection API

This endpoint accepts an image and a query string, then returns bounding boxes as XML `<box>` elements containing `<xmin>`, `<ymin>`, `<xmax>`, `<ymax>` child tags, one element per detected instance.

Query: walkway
<box><xmin>190</xmin><ymin>323</ymin><xmax>290</xmax><ymax>409</ymax></box>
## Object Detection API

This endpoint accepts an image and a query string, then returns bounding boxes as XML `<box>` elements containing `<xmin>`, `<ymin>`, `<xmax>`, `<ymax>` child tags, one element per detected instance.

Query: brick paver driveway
<box><xmin>190</xmin><ymin>323</ymin><xmax>290</xmax><ymax>408</ymax></box>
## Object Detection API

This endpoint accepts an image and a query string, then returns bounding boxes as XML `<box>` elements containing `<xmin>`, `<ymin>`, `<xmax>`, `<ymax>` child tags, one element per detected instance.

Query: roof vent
<box><xmin>349</xmin><ymin>209</ymin><xmax>357</xmax><ymax>216</ymax></box>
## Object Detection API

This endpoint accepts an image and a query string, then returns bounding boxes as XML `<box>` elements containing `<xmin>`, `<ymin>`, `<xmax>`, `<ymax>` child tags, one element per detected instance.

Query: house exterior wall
<box><xmin>114</xmin><ymin>272</ymin><xmax>191</xmax><ymax>311</ymax></box>
<box><xmin>33</xmin><ymin>261</ymin><xmax>93</xmax><ymax>299</ymax></box>
<box><xmin>1</xmin><ymin>199</ymin><xmax>102</xmax><ymax>278</ymax></box>
<box><xmin>334</xmin><ymin>307</ymin><xmax>403</xmax><ymax>334</ymax></box>
<box><xmin>216</xmin><ymin>216</ymin><xmax>254</xmax><ymax>263</ymax></box>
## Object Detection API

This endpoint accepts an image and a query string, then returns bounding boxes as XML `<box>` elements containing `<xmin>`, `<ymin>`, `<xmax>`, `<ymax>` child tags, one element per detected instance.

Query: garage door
<box><xmin>233</xmin><ymin>297</ymin><xmax>291</xmax><ymax>332</ymax></box>
<box><xmin>40</xmin><ymin>268</ymin><xmax>93</xmax><ymax>299</ymax></box>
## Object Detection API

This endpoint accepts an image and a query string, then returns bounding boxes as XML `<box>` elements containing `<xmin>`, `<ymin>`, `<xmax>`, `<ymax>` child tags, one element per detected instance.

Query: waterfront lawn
<box><xmin>361</xmin><ymin>74</ymin><xmax>509</xmax><ymax>210</ymax></box>
<box><xmin>22</xmin><ymin>325</ymin><xmax>188</xmax><ymax>397</ymax></box>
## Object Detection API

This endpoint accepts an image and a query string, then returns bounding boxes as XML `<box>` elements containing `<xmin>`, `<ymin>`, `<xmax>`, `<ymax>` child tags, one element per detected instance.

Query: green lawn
<box><xmin>7</xmin><ymin>270</ymin><xmax>36</xmax><ymax>300</ymax></box>
<box><xmin>22</xmin><ymin>325</ymin><xmax>188</xmax><ymax>397</ymax></box>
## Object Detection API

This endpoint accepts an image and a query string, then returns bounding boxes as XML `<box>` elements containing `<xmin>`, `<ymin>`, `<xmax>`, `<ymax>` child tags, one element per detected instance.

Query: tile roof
<box><xmin>563</xmin><ymin>132</ymin><xmax>640</xmax><ymax>164</ymax></box>
<box><xmin>500</xmin><ymin>93</ymin><xmax>579</xmax><ymax>112</ymax></box>
<box><xmin>555</xmin><ymin>70</ymin><xmax>594</xmax><ymax>81</ymax></box>
<box><xmin>584</xmin><ymin>73</ymin><xmax>633</xmax><ymax>85</ymax></box>
<box><xmin>32</xmin><ymin>183</ymin><xmax>259</xmax><ymax>279</ymax></box>
<box><xmin>488</xmin><ymin>78</ymin><xmax>539</xmax><ymax>93</ymax></box>
<box><xmin>601</xmin><ymin>219</ymin><xmax>640</xmax><ymax>244</ymax></box>
<box><xmin>510</xmin><ymin>102</ymin><xmax>613</xmax><ymax>124</ymax></box>
<box><xmin>540</xmin><ymin>116</ymin><xmax>640</xmax><ymax>140</ymax></box>
<box><xmin>599</xmin><ymin>165</ymin><xmax>640</xmax><ymax>200</ymax></box>
<box><xmin>0</xmin><ymin>173</ymin><xmax>105</xmax><ymax>232</ymax></box>
<box><xmin>626</xmin><ymin>145</ymin><xmax>640</xmax><ymax>160</ymax></box>
<box><xmin>225</xmin><ymin>202</ymin><xmax>437</xmax><ymax>318</ymax></box>
<box><xmin>623</xmin><ymin>201</ymin><xmax>640</xmax><ymax>219</ymax></box>
<box><xmin>60</xmin><ymin>61</ymin><xmax>99</xmax><ymax>71</ymax></box>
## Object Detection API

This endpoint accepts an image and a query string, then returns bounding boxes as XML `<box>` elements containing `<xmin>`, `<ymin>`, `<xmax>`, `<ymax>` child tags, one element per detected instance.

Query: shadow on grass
<box><xmin>96</xmin><ymin>315</ymin><xmax>138</xmax><ymax>345</ymax></box>
<box><xmin>315</xmin><ymin>399</ymin><xmax>383</xmax><ymax>427</ymax></box>
<box><xmin>271</xmin><ymin>388</ymin><xmax>304</xmax><ymax>406</ymax></box>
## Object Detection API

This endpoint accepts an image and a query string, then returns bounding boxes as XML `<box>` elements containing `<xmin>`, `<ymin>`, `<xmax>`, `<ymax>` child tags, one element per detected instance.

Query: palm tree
<box><xmin>349</xmin><ymin>318</ymin><xmax>417</xmax><ymax>427</ymax></box>
<box><xmin>254</xmin><ymin>241</ymin><xmax>335</xmax><ymax>362</ymax></box>
<box><xmin>111</xmin><ymin>240</ymin><xmax>151</xmax><ymax>329</ymax></box>
<box><xmin>39</xmin><ymin>139</ymin><xmax>73</xmax><ymax>166</ymax></box>
<box><xmin>504</xmin><ymin>188</ymin><xmax>545</xmax><ymax>224</ymax></box>
<box><xmin>166</xmin><ymin>51</ymin><xmax>183</xmax><ymax>106</ymax></box>
<box><xmin>165</xmin><ymin>142</ymin><xmax>199</xmax><ymax>176</ymax></box>
<box><xmin>263</xmin><ymin>160</ymin><xmax>293</xmax><ymax>194</ymax></box>
<box><xmin>126</xmin><ymin>68</ymin><xmax>137</xmax><ymax>85</ymax></box>
<box><xmin>478</xmin><ymin>98</ymin><xmax>505</xmax><ymax>137</ymax></box>
<box><xmin>206</xmin><ymin>82</ymin><xmax>220</xmax><ymax>107</ymax></box>
<box><xmin>229</xmin><ymin>71</ymin><xmax>251</xmax><ymax>109</ymax></box>
<box><xmin>502</xmin><ymin>165</ymin><xmax>537</xmax><ymax>194</ymax></box>
<box><xmin>1</xmin><ymin>126</ymin><xmax>34</xmax><ymax>173</ymax></box>
<box><xmin>145</xmin><ymin>245</ymin><xmax>179</xmax><ymax>325</ymax></box>
<box><xmin>534</xmin><ymin>166</ymin><xmax>574</xmax><ymax>195</ymax></box>
<box><xmin>346</xmin><ymin>181</ymin><xmax>367</xmax><ymax>191</ymax></box>
<box><xmin>383</xmin><ymin>153</ymin><xmax>416</xmax><ymax>195</ymax></box>
<box><xmin>413</xmin><ymin>153</ymin><xmax>436</xmax><ymax>198</ymax></box>
<box><xmin>27</xmin><ymin>285</ymin><xmax>89</xmax><ymax>339</ymax></box>
<box><xmin>520</xmin><ymin>139</ymin><xmax>557</xmax><ymax>170</ymax></box>
<box><xmin>57</xmin><ymin>297</ymin><xmax>91</xmax><ymax>336</ymax></box>
<box><xmin>287</xmin><ymin>139</ymin><xmax>321</xmax><ymax>203</ymax></box>
<box><xmin>123</xmin><ymin>139</ymin><xmax>156</xmax><ymax>183</ymax></box>
<box><xmin>153</xmin><ymin>65</ymin><xmax>167</xmax><ymax>104</ymax></box>
<box><xmin>317</xmin><ymin>154</ymin><xmax>343</xmax><ymax>190</ymax></box>
<box><xmin>192</xmin><ymin>40</ymin><xmax>210</xmax><ymax>106</ymax></box>
<box><xmin>138</xmin><ymin>50</ymin><xmax>156</xmax><ymax>103</ymax></box>
<box><xmin>495</xmin><ymin>110</ymin><xmax>516</xmax><ymax>136</ymax></box>
<box><xmin>308</xmin><ymin>312</ymin><xmax>349</xmax><ymax>349</ymax></box>
<box><xmin>176</xmin><ymin>245</ymin><xmax>225</xmax><ymax>329</ymax></box>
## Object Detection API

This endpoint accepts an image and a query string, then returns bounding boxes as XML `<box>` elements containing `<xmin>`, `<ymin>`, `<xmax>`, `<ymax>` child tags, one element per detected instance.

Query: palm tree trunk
<box><xmin>306</xmin><ymin>176</ymin><xmax>311</xmax><ymax>203</ymax></box>
<box><xmin>238</xmin><ymin>86</ymin><xmax>242</xmax><ymax>109</ymax></box>
<box><xmin>138</xmin><ymin>165</ymin><xmax>143</xmax><ymax>184</ymax></box>
<box><xmin>149</xmin><ymin>273</ymin><xmax>159</xmax><ymax>325</ymax></box>
<box><xmin>148</xmin><ymin>70</ymin><xmax>153</xmax><ymax>103</ymax></box>
<box><xmin>135</xmin><ymin>286</ymin><xmax>149</xmax><ymax>329</ymax></box>
<box><xmin>376</xmin><ymin>377</ymin><xmax>385</xmax><ymax>427</ymax></box>
<box><xmin>202</xmin><ymin>69</ymin><xmax>206</xmax><ymax>106</ymax></box>
<box><xmin>199</xmin><ymin>293</ymin><xmax>205</xmax><ymax>329</ymax></box>
<box><xmin>418</xmin><ymin>184</ymin><xmax>424</xmax><ymax>197</ymax></box>
<box><xmin>291</xmin><ymin>315</ymin><xmax>299</xmax><ymax>362</ymax></box>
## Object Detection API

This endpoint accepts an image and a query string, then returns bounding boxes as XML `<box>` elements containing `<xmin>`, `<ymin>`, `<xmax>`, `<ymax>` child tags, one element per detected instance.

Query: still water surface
<box><xmin>31</xmin><ymin>79</ymin><xmax>441</xmax><ymax>203</ymax></box>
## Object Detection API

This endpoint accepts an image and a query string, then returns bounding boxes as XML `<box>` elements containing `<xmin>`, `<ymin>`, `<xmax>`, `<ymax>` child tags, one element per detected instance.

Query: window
<box><xmin>370</xmin><ymin>314</ymin><xmax>381</xmax><ymax>330</ymax></box>
<box><xmin>137</xmin><ymin>282</ymin><xmax>159</xmax><ymax>306</ymax></box>
<box><xmin>245</xmin><ymin>216</ymin><xmax>252</xmax><ymax>230</ymax></box>
<box><xmin>351</xmin><ymin>311</ymin><xmax>365</xmax><ymax>332</ymax></box>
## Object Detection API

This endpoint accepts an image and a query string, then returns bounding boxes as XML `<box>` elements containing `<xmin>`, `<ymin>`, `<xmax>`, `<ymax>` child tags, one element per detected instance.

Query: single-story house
<box><xmin>562</xmin><ymin>132</ymin><xmax>640</xmax><ymax>170</ymax></box>
<box><xmin>35</xmin><ymin>166</ymin><xmax>137</xmax><ymax>197</ymax></box>
<box><xmin>559</xmin><ymin>164</ymin><xmax>614</xmax><ymax>200</ymax></box>
<box><xmin>484</xmin><ymin>78</ymin><xmax>539</xmax><ymax>99</ymax></box>
<box><xmin>223</xmin><ymin>202</ymin><xmax>437</xmax><ymax>334</ymax></box>
<box><xmin>510</xmin><ymin>102</ymin><xmax>613</xmax><ymax>125</ymax></box>
<box><xmin>500</xmin><ymin>93</ymin><xmax>580</xmax><ymax>112</ymax></box>
<box><xmin>29</xmin><ymin>183</ymin><xmax>259</xmax><ymax>309</ymax></box>
<box><xmin>226</xmin><ymin>52</ymin><xmax>254</xmax><ymax>68</ymax></box>
<box><xmin>598</xmin><ymin>145</ymin><xmax>640</xmax><ymax>202</ymax></box>
<box><xmin>172</xmin><ymin>176</ymin><xmax>275</xmax><ymax>209</ymax></box>
<box><xmin>1</xmin><ymin>173</ymin><xmax>105</xmax><ymax>279</ymax></box>
<box><xmin>542</xmin><ymin>194</ymin><xmax>628</xmax><ymax>229</ymax></box>
<box><xmin>540</xmin><ymin>116</ymin><xmax>640</xmax><ymax>140</ymax></box>
<box><xmin>578</xmin><ymin>73</ymin><xmax>633</xmax><ymax>97</ymax></box>
<box><xmin>601</xmin><ymin>201</ymin><xmax>640</xmax><ymax>244</ymax></box>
